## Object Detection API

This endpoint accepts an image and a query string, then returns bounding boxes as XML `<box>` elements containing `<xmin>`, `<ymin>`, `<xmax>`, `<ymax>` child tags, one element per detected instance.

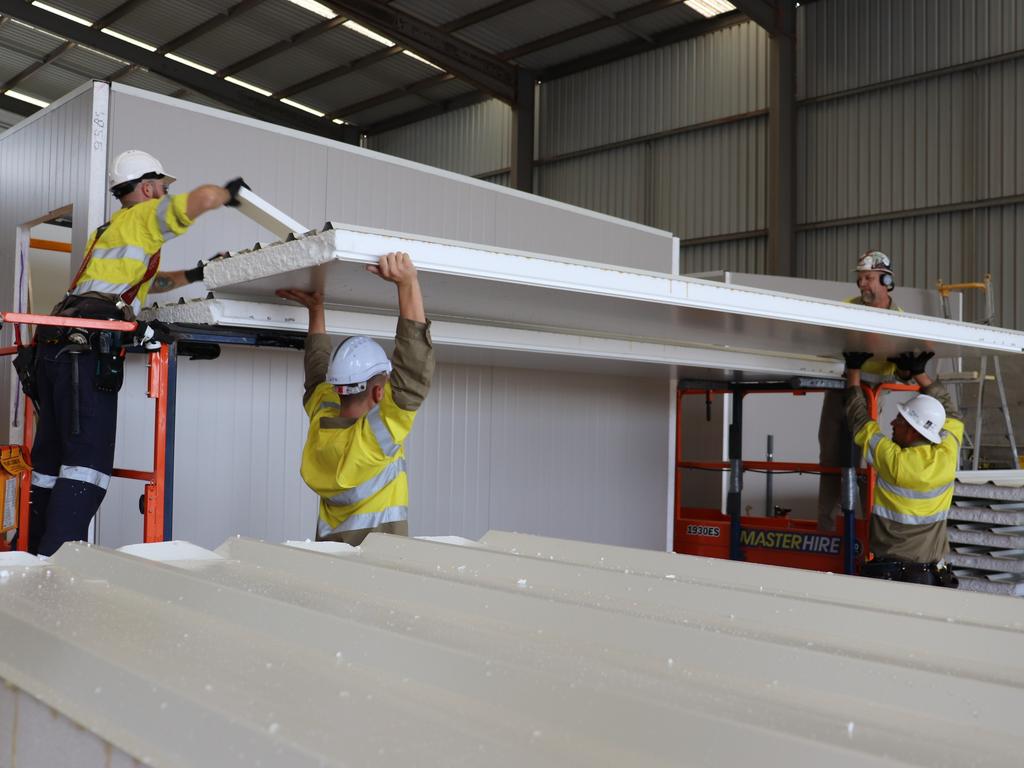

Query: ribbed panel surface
<box><xmin>538</xmin><ymin>21</ymin><xmax>768</xmax><ymax>157</ymax></box>
<box><xmin>798</xmin><ymin>0</ymin><xmax>1024</xmax><ymax>99</ymax></box>
<box><xmin>367</xmin><ymin>99</ymin><xmax>512</xmax><ymax>178</ymax></box>
<box><xmin>681</xmin><ymin>237</ymin><xmax>767</xmax><ymax>275</ymax></box>
<box><xmin>1</xmin><ymin>533</ymin><xmax>1023</xmax><ymax>766</ymax></box>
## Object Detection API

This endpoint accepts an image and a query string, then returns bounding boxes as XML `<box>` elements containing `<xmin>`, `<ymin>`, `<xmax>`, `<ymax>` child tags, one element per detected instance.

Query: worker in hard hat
<box><xmin>817</xmin><ymin>250</ymin><xmax>906</xmax><ymax>531</ymax></box>
<box><xmin>277</xmin><ymin>251</ymin><xmax>434</xmax><ymax>546</ymax></box>
<box><xmin>24</xmin><ymin>149</ymin><xmax>246</xmax><ymax>557</ymax></box>
<box><xmin>843</xmin><ymin>350</ymin><xmax>962</xmax><ymax>587</ymax></box>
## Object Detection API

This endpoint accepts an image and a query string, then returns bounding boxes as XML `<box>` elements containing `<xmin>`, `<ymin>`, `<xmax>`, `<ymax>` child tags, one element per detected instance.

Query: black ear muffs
<box><xmin>881</xmin><ymin>272</ymin><xmax>894</xmax><ymax>290</ymax></box>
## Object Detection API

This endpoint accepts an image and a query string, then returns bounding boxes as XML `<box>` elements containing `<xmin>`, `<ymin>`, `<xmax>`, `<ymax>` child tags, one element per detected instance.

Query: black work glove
<box><xmin>134</xmin><ymin>320</ymin><xmax>174</xmax><ymax>346</ymax></box>
<box><xmin>224</xmin><ymin>177</ymin><xmax>250</xmax><ymax>207</ymax></box>
<box><xmin>843</xmin><ymin>351</ymin><xmax>873</xmax><ymax>370</ymax></box>
<box><xmin>183</xmin><ymin>260</ymin><xmax>205</xmax><ymax>284</ymax></box>
<box><xmin>887</xmin><ymin>350</ymin><xmax>934</xmax><ymax>376</ymax></box>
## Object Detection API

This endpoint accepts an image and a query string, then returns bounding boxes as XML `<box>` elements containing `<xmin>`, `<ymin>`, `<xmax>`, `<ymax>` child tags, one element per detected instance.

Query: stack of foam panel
<box><xmin>947</xmin><ymin>471</ymin><xmax>1024</xmax><ymax>596</ymax></box>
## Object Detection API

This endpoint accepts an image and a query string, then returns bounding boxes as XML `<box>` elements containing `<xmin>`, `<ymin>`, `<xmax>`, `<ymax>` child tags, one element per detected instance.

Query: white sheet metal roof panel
<box><xmin>200</xmin><ymin>224</ymin><xmax>1024</xmax><ymax>362</ymax></box>
<box><xmin>2</xmin><ymin>534</ymin><xmax>1024</xmax><ymax>766</ymax></box>
<box><xmin>146</xmin><ymin>297</ymin><xmax>841</xmax><ymax>379</ymax></box>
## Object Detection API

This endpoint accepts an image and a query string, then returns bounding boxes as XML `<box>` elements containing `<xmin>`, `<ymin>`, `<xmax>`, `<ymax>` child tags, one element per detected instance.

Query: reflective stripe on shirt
<box><xmin>327</xmin><ymin>459</ymin><xmax>407</xmax><ymax>507</ymax></box>
<box><xmin>367</xmin><ymin>405</ymin><xmax>399</xmax><ymax>456</ymax></box>
<box><xmin>317</xmin><ymin>505</ymin><xmax>407</xmax><ymax>537</ymax></box>
<box><xmin>875</xmin><ymin>476</ymin><xmax>954</xmax><ymax>500</ymax></box>
<box><xmin>872</xmin><ymin>501</ymin><xmax>948</xmax><ymax>526</ymax></box>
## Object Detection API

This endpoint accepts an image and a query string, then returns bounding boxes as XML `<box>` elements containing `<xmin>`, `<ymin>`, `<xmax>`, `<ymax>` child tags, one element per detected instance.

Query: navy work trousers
<box><xmin>29</xmin><ymin>344</ymin><xmax>118</xmax><ymax>556</ymax></box>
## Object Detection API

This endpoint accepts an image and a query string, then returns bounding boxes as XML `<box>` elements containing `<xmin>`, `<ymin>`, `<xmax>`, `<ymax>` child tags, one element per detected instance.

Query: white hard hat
<box><xmin>109</xmin><ymin>149</ymin><xmax>176</xmax><ymax>191</ymax></box>
<box><xmin>853</xmin><ymin>250</ymin><xmax>893</xmax><ymax>275</ymax></box>
<box><xmin>897</xmin><ymin>394</ymin><xmax>946</xmax><ymax>444</ymax></box>
<box><xmin>327</xmin><ymin>336</ymin><xmax>392</xmax><ymax>394</ymax></box>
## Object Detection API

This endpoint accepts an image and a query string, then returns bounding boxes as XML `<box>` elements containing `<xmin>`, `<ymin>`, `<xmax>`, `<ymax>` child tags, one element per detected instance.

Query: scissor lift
<box><xmin>675</xmin><ymin>377</ymin><xmax>919</xmax><ymax>575</ymax></box>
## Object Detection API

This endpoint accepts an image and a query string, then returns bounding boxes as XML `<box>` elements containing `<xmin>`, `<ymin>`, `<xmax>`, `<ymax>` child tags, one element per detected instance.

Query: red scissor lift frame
<box><xmin>674</xmin><ymin>378</ymin><xmax>919</xmax><ymax>575</ymax></box>
<box><xmin>0</xmin><ymin>311</ymin><xmax>172</xmax><ymax>550</ymax></box>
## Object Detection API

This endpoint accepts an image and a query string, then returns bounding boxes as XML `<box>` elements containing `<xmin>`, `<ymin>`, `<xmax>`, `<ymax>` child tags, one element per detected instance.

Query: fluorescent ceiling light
<box><xmin>5</xmin><ymin>90</ymin><xmax>50</xmax><ymax>108</ymax></box>
<box><xmin>31</xmin><ymin>1</ymin><xmax>91</xmax><ymax>26</ymax></box>
<box><xmin>684</xmin><ymin>0</ymin><xmax>735</xmax><ymax>17</ymax></box>
<box><xmin>165</xmin><ymin>53</ymin><xmax>216</xmax><ymax>75</ymax></box>
<box><xmin>343</xmin><ymin>20</ymin><xmax>393</xmax><ymax>47</ymax></box>
<box><xmin>280</xmin><ymin>98</ymin><xmax>325</xmax><ymax>117</ymax></box>
<box><xmin>102</xmin><ymin>28</ymin><xmax>158</xmax><ymax>51</ymax></box>
<box><xmin>224</xmin><ymin>76</ymin><xmax>273</xmax><ymax>97</ymax></box>
<box><xmin>331</xmin><ymin>118</ymin><xmax>348</xmax><ymax>125</ymax></box>
<box><xmin>284</xmin><ymin>0</ymin><xmax>336</xmax><ymax>19</ymax></box>
<box><xmin>403</xmin><ymin>50</ymin><xmax>441</xmax><ymax>70</ymax></box>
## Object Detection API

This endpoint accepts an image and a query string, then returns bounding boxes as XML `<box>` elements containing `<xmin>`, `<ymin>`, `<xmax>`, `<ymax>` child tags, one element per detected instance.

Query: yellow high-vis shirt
<box><xmin>72</xmin><ymin>194</ymin><xmax>192</xmax><ymax>313</ymax></box>
<box><xmin>301</xmin><ymin>380</ymin><xmax>417</xmax><ymax>536</ymax></box>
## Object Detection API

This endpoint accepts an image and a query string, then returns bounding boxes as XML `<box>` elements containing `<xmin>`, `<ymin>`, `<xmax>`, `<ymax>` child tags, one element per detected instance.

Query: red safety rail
<box><xmin>0</xmin><ymin>311</ymin><xmax>169</xmax><ymax>550</ymax></box>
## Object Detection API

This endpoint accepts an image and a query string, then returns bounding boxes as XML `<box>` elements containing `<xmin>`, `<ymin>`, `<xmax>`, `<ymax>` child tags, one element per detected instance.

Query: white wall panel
<box><xmin>0</xmin><ymin>83</ymin><xmax>105</xmax><ymax>444</ymax></box>
<box><xmin>108</xmin><ymin>85</ymin><xmax>674</xmax><ymax>277</ymax></box>
<box><xmin>100</xmin><ymin>354</ymin><xmax>671</xmax><ymax>552</ymax></box>
<box><xmin>539</xmin><ymin>21</ymin><xmax>768</xmax><ymax>157</ymax></box>
<box><xmin>366</xmin><ymin>99</ymin><xmax>511</xmax><ymax>178</ymax></box>
<box><xmin>798</xmin><ymin>0</ymin><xmax>1024</xmax><ymax>99</ymax></box>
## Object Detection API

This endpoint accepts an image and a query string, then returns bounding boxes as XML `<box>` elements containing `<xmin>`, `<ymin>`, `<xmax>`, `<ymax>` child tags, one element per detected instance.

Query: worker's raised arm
<box><xmin>367</xmin><ymin>251</ymin><xmax>426</xmax><ymax>324</ymax></box>
<box><xmin>185</xmin><ymin>177</ymin><xmax>248</xmax><ymax>220</ymax></box>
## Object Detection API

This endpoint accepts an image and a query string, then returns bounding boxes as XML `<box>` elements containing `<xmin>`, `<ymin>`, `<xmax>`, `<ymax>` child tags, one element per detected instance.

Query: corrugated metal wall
<box><xmin>365</xmin><ymin>1</ymin><xmax>1023</xmax><ymax>329</ymax></box>
<box><xmin>797</xmin><ymin>0</ymin><xmax>1024</xmax><ymax>329</ymax></box>
<box><xmin>368</xmin><ymin>99</ymin><xmax>512</xmax><ymax>179</ymax></box>
<box><xmin>368</xmin><ymin>21</ymin><xmax>771</xmax><ymax>275</ymax></box>
<box><xmin>0</xmin><ymin>82</ymin><xmax>106</xmax><ymax>445</ymax></box>
<box><xmin>91</xmin><ymin>86</ymin><xmax>673</xmax><ymax>552</ymax></box>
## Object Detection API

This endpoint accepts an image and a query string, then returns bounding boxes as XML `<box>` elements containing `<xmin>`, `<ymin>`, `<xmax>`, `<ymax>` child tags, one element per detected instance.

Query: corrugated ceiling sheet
<box><xmin>0</xmin><ymin>46</ymin><xmax>38</xmax><ymax>83</ymax></box>
<box><xmin>417</xmin><ymin>77</ymin><xmax>477</xmax><ymax>103</ymax></box>
<box><xmin>368</xmin><ymin>98</ymin><xmax>511</xmax><ymax>177</ymax></box>
<box><xmin>0</xmin><ymin>18</ymin><xmax>65</xmax><ymax>59</ymax></box>
<box><xmin>344</xmin><ymin>93</ymin><xmax>434</xmax><ymax>126</ymax></box>
<box><xmin>514</xmin><ymin>26</ymin><xmax>637</xmax><ymax>71</ymax></box>
<box><xmin>295</xmin><ymin>69</ymin><xmax>404</xmax><ymax>114</ymax></box>
<box><xmin>390</xmin><ymin>0</ymin><xmax>497</xmax><ymax>28</ymax></box>
<box><xmin>624</xmin><ymin>3</ymin><xmax>709</xmax><ymax>36</ymax></box>
<box><xmin>2</xmin><ymin>533</ymin><xmax>1024</xmax><ymax>766</ymax></box>
<box><xmin>798</xmin><ymin>0</ymin><xmax>1024</xmax><ymax>99</ymax></box>
<box><xmin>25</xmin><ymin>0</ymin><xmax>124</xmax><ymax>21</ymax></box>
<box><xmin>57</xmin><ymin>45</ymin><xmax>125</xmax><ymax>78</ymax></box>
<box><xmin>198</xmin><ymin>23</ymin><xmax>390</xmax><ymax>92</ymax></box>
<box><xmin>16</xmin><ymin>62</ymin><xmax>91</xmax><ymax>102</ymax></box>
<box><xmin>105</xmin><ymin>0</ymin><xmax>239</xmax><ymax>51</ymax></box>
<box><xmin>454</xmin><ymin>0</ymin><xmax>598</xmax><ymax>56</ymax></box>
<box><xmin>539</xmin><ymin>21</ymin><xmax>768</xmax><ymax>157</ymax></box>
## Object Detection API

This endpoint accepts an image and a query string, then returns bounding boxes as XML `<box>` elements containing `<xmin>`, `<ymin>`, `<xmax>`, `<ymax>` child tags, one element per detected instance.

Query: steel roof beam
<box><xmin>0</xmin><ymin>0</ymin><xmax>361</xmax><ymax>143</ymax></box>
<box><xmin>153</xmin><ymin>0</ymin><xmax>267</xmax><ymax>55</ymax></box>
<box><xmin>0</xmin><ymin>39</ymin><xmax>76</xmax><ymax>94</ymax></box>
<box><xmin>93</xmin><ymin>0</ymin><xmax>151</xmax><ymax>29</ymax></box>
<box><xmin>498</xmin><ymin>0</ymin><xmax>677</xmax><ymax>61</ymax></box>
<box><xmin>331</xmin><ymin>72</ymin><xmax>454</xmax><ymax>119</ymax></box>
<box><xmin>729</xmin><ymin>0</ymin><xmax>781</xmax><ymax>33</ymax></box>
<box><xmin>217</xmin><ymin>17</ymin><xmax>347</xmax><ymax>78</ymax></box>
<box><xmin>363</xmin><ymin>91</ymin><xmax>488</xmax><ymax>134</ymax></box>
<box><xmin>322</xmin><ymin>0</ymin><xmax>517</xmax><ymax>102</ymax></box>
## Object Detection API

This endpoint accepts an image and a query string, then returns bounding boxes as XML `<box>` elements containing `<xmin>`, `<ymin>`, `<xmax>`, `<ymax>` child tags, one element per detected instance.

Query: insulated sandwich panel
<box><xmin>2</xmin><ymin>534</ymin><xmax>1024</xmax><ymax>767</ymax></box>
<box><xmin>201</xmin><ymin>224</ymin><xmax>1024</xmax><ymax>364</ymax></box>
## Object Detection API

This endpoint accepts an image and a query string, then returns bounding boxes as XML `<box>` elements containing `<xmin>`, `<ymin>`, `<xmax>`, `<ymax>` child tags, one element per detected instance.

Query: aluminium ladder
<box><xmin>937</xmin><ymin>275</ymin><xmax>1018</xmax><ymax>470</ymax></box>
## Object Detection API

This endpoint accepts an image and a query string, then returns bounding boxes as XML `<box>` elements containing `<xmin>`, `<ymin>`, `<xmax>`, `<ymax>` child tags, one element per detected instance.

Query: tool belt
<box><xmin>861</xmin><ymin>558</ymin><xmax>959</xmax><ymax>588</ymax></box>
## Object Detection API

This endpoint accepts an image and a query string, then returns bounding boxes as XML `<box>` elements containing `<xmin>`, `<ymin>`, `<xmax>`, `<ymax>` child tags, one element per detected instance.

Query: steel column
<box><xmin>767</xmin><ymin>1</ymin><xmax>796</xmax><ymax>276</ymax></box>
<box><xmin>510</xmin><ymin>69</ymin><xmax>535</xmax><ymax>193</ymax></box>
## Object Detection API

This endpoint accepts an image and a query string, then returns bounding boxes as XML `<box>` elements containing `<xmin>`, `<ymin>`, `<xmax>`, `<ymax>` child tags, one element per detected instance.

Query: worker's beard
<box><xmin>861</xmin><ymin>288</ymin><xmax>878</xmax><ymax>305</ymax></box>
